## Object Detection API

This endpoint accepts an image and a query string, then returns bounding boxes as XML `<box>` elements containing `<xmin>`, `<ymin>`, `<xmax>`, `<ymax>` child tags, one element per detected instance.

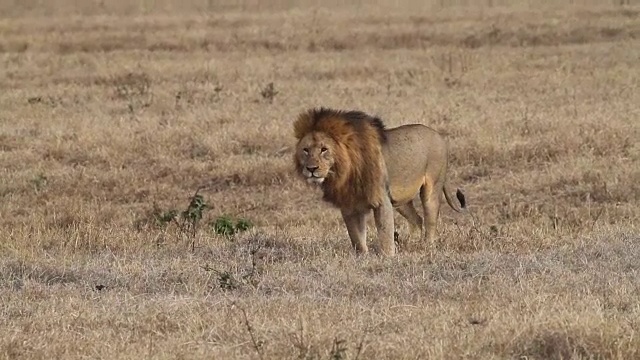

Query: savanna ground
<box><xmin>1</xmin><ymin>0</ymin><xmax>640</xmax><ymax>359</ymax></box>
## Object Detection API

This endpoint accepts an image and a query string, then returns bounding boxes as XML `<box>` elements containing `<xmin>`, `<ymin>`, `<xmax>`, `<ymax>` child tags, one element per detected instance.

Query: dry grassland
<box><xmin>1</xmin><ymin>0</ymin><xmax>640</xmax><ymax>359</ymax></box>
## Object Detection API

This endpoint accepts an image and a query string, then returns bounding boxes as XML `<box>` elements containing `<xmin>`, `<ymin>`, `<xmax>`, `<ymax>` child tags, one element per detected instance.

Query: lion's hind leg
<box><xmin>395</xmin><ymin>202</ymin><xmax>423</xmax><ymax>248</ymax></box>
<box><xmin>419</xmin><ymin>182</ymin><xmax>442</xmax><ymax>244</ymax></box>
<box><xmin>397</xmin><ymin>202</ymin><xmax>423</xmax><ymax>231</ymax></box>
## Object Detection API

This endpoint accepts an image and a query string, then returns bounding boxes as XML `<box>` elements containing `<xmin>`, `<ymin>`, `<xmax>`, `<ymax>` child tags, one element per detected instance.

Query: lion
<box><xmin>293</xmin><ymin>107</ymin><xmax>466</xmax><ymax>256</ymax></box>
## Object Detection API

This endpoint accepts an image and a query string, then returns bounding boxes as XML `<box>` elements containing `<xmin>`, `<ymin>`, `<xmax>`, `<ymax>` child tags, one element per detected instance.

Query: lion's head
<box><xmin>294</xmin><ymin>131</ymin><xmax>337</xmax><ymax>185</ymax></box>
<box><xmin>293</xmin><ymin>108</ymin><xmax>387</xmax><ymax>210</ymax></box>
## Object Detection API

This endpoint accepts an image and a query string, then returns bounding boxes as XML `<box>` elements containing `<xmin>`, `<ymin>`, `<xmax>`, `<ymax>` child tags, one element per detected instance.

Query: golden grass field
<box><xmin>1</xmin><ymin>0</ymin><xmax>640</xmax><ymax>359</ymax></box>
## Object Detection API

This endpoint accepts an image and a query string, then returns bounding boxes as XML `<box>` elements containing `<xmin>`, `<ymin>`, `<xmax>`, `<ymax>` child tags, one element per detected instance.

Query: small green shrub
<box><xmin>211</xmin><ymin>216</ymin><xmax>254</xmax><ymax>238</ymax></box>
<box><xmin>212</xmin><ymin>216</ymin><xmax>236</xmax><ymax>237</ymax></box>
<box><xmin>181</xmin><ymin>194</ymin><xmax>207</xmax><ymax>225</ymax></box>
<box><xmin>236</xmin><ymin>218</ymin><xmax>254</xmax><ymax>232</ymax></box>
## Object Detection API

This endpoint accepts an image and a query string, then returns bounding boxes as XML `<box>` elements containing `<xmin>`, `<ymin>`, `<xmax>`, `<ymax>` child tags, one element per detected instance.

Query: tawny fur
<box><xmin>293</xmin><ymin>107</ymin><xmax>466</xmax><ymax>255</ymax></box>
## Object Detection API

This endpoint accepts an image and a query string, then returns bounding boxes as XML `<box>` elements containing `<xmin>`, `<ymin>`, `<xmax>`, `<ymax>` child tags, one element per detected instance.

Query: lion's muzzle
<box><xmin>302</xmin><ymin>166</ymin><xmax>325</xmax><ymax>184</ymax></box>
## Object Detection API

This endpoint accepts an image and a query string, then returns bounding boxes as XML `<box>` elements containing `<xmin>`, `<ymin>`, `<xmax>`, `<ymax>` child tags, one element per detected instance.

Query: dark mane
<box><xmin>305</xmin><ymin>107</ymin><xmax>387</xmax><ymax>143</ymax></box>
<box><xmin>293</xmin><ymin>107</ymin><xmax>389</xmax><ymax>209</ymax></box>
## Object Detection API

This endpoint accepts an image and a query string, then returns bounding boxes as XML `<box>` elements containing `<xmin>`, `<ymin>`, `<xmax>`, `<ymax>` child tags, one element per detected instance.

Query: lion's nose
<box><xmin>306</xmin><ymin>166</ymin><xmax>319</xmax><ymax>173</ymax></box>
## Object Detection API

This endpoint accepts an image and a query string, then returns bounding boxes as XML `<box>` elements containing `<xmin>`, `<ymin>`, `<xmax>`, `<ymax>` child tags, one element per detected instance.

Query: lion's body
<box><xmin>294</xmin><ymin>108</ymin><xmax>466</xmax><ymax>256</ymax></box>
<box><xmin>384</xmin><ymin>124</ymin><xmax>447</xmax><ymax>205</ymax></box>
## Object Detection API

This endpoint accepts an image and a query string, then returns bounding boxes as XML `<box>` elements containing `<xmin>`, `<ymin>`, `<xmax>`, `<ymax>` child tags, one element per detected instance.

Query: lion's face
<box><xmin>295</xmin><ymin>132</ymin><xmax>337</xmax><ymax>185</ymax></box>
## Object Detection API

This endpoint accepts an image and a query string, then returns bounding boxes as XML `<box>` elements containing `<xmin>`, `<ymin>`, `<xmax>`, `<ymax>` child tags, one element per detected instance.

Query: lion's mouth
<box><xmin>306</xmin><ymin>176</ymin><xmax>325</xmax><ymax>184</ymax></box>
<box><xmin>302</xmin><ymin>168</ymin><xmax>325</xmax><ymax>184</ymax></box>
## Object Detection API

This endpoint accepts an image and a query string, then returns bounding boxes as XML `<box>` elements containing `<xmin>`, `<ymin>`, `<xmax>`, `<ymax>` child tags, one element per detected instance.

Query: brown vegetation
<box><xmin>0</xmin><ymin>0</ymin><xmax>639</xmax><ymax>359</ymax></box>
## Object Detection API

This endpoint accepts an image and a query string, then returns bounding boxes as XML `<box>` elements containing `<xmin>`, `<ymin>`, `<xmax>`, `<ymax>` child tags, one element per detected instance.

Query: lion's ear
<box><xmin>293</xmin><ymin>111</ymin><xmax>314</xmax><ymax>140</ymax></box>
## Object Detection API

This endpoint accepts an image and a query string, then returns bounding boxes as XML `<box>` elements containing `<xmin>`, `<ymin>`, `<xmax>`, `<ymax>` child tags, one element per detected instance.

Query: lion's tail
<box><xmin>443</xmin><ymin>182</ymin><xmax>466</xmax><ymax>213</ymax></box>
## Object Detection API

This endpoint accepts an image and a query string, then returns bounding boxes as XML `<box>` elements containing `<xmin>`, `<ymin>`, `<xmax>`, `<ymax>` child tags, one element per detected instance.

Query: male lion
<box><xmin>293</xmin><ymin>107</ymin><xmax>466</xmax><ymax>256</ymax></box>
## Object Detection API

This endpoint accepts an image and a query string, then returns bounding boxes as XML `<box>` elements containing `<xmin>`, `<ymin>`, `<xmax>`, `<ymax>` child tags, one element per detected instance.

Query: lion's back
<box><xmin>385</xmin><ymin>123</ymin><xmax>447</xmax><ymax>165</ymax></box>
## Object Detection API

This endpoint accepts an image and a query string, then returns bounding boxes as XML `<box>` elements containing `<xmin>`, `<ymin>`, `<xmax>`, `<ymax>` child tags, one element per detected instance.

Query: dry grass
<box><xmin>1</xmin><ymin>0</ymin><xmax>639</xmax><ymax>359</ymax></box>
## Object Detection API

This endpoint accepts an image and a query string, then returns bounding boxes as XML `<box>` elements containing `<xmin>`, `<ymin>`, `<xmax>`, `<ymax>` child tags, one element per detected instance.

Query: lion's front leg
<box><xmin>341</xmin><ymin>210</ymin><xmax>368</xmax><ymax>254</ymax></box>
<box><xmin>373</xmin><ymin>195</ymin><xmax>396</xmax><ymax>256</ymax></box>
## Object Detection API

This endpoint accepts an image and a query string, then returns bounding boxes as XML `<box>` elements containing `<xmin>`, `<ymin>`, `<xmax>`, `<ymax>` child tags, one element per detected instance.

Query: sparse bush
<box><xmin>212</xmin><ymin>216</ymin><xmax>235</xmax><ymax>237</ymax></box>
<box><xmin>181</xmin><ymin>194</ymin><xmax>208</xmax><ymax>234</ymax></box>
<box><xmin>211</xmin><ymin>216</ymin><xmax>254</xmax><ymax>238</ymax></box>
<box><xmin>141</xmin><ymin>192</ymin><xmax>254</xmax><ymax>250</ymax></box>
<box><xmin>236</xmin><ymin>218</ymin><xmax>254</xmax><ymax>232</ymax></box>
<box><xmin>139</xmin><ymin>191</ymin><xmax>210</xmax><ymax>250</ymax></box>
<box><xmin>260</xmin><ymin>82</ymin><xmax>278</xmax><ymax>104</ymax></box>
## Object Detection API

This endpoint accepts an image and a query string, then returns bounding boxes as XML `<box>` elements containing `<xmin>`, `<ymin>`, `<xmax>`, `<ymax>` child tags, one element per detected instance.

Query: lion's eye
<box><xmin>320</xmin><ymin>147</ymin><xmax>328</xmax><ymax>153</ymax></box>
<box><xmin>303</xmin><ymin>148</ymin><xmax>309</xmax><ymax>155</ymax></box>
